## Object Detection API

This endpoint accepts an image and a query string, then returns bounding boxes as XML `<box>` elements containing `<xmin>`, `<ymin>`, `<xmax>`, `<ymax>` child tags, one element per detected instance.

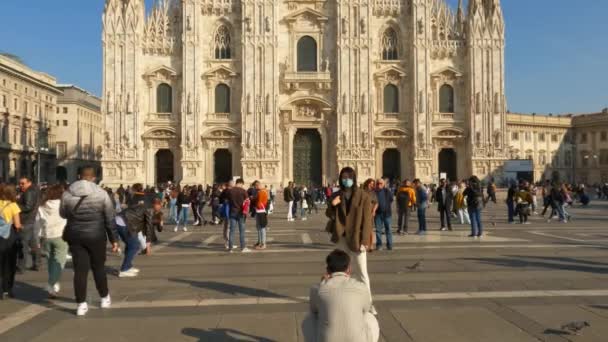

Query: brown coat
<box><xmin>325</xmin><ymin>189</ymin><xmax>373</xmax><ymax>253</ymax></box>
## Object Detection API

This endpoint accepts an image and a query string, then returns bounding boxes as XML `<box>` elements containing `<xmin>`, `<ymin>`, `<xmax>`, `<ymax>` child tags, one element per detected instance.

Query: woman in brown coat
<box><xmin>326</xmin><ymin>167</ymin><xmax>375</xmax><ymax>312</ymax></box>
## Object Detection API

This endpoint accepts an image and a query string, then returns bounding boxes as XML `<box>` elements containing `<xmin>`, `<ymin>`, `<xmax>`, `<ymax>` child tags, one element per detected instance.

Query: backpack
<box><xmin>242</xmin><ymin>198</ymin><xmax>251</xmax><ymax>215</ymax></box>
<box><xmin>0</xmin><ymin>204</ymin><xmax>12</xmax><ymax>239</ymax></box>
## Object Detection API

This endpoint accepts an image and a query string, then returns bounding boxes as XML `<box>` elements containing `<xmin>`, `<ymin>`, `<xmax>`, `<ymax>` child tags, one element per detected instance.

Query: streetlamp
<box><xmin>37</xmin><ymin>128</ymin><xmax>49</xmax><ymax>185</ymax></box>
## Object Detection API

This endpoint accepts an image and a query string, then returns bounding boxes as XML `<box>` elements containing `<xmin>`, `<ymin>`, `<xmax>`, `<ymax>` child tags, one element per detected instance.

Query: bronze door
<box><xmin>293</xmin><ymin>129</ymin><xmax>322</xmax><ymax>187</ymax></box>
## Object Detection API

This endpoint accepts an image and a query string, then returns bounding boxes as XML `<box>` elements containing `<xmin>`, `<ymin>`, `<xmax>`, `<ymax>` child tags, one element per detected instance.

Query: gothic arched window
<box><xmin>156</xmin><ymin>83</ymin><xmax>172</xmax><ymax>113</ymax></box>
<box><xmin>383</xmin><ymin>84</ymin><xmax>399</xmax><ymax>113</ymax></box>
<box><xmin>297</xmin><ymin>36</ymin><xmax>317</xmax><ymax>72</ymax></box>
<box><xmin>214</xmin><ymin>25</ymin><xmax>231</xmax><ymax>59</ymax></box>
<box><xmin>439</xmin><ymin>84</ymin><xmax>455</xmax><ymax>113</ymax></box>
<box><xmin>381</xmin><ymin>28</ymin><xmax>399</xmax><ymax>60</ymax></box>
<box><xmin>215</xmin><ymin>84</ymin><xmax>231</xmax><ymax>113</ymax></box>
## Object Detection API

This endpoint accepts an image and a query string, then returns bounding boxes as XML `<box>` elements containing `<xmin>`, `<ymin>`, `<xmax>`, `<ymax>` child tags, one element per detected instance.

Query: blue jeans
<box><xmin>417</xmin><ymin>207</ymin><xmax>427</xmax><ymax>232</ymax></box>
<box><xmin>507</xmin><ymin>201</ymin><xmax>515</xmax><ymax>223</ymax></box>
<box><xmin>117</xmin><ymin>225</ymin><xmax>140</xmax><ymax>272</ymax></box>
<box><xmin>169</xmin><ymin>200</ymin><xmax>178</xmax><ymax>224</ymax></box>
<box><xmin>178</xmin><ymin>206</ymin><xmax>189</xmax><ymax>227</ymax></box>
<box><xmin>375</xmin><ymin>213</ymin><xmax>393</xmax><ymax>248</ymax></box>
<box><xmin>229</xmin><ymin>214</ymin><xmax>246</xmax><ymax>249</ymax></box>
<box><xmin>468</xmin><ymin>208</ymin><xmax>483</xmax><ymax>236</ymax></box>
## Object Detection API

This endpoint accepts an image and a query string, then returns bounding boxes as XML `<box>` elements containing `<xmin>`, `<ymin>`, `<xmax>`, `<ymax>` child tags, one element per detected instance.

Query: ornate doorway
<box><xmin>155</xmin><ymin>149</ymin><xmax>174</xmax><ymax>184</ymax></box>
<box><xmin>293</xmin><ymin>129</ymin><xmax>322</xmax><ymax>186</ymax></box>
<box><xmin>438</xmin><ymin>148</ymin><xmax>457</xmax><ymax>181</ymax></box>
<box><xmin>214</xmin><ymin>149</ymin><xmax>232</xmax><ymax>183</ymax></box>
<box><xmin>382</xmin><ymin>149</ymin><xmax>401</xmax><ymax>182</ymax></box>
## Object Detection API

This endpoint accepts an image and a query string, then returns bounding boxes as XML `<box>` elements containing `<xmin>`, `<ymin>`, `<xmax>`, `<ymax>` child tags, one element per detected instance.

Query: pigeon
<box><xmin>406</xmin><ymin>260</ymin><xmax>423</xmax><ymax>271</ymax></box>
<box><xmin>561</xmin><ymin>321</ymin><xmax>590</xmax><ymax>335</ymax></box>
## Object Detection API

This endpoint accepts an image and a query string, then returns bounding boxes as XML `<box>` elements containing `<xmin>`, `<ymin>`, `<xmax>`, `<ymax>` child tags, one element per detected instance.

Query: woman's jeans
<box><xmin>45</xmin><ymin>237</ymin><xmax>68</xmax><ymax>287</ymax></box>
<box><xmin>229</xmin><ymin>214</ymin><xmax>246</xmax><ymax>249</ymax></box>
<box><xmin>178</xmin><ymin>205</ymin><xmax>189</xmax><ymax>227</ymax></box>
<box><xmin>256</xmin><ymin>214</ymin><xmax>267</xmax><ymax>245</ymax></box>
<box><xmin>169</xmin><ymin>199</ymin><xmax>178</xmax><ymax>224</ymax></box>
<box><xmin>468</xmin><ymin>208</ymin><xmax>483</xmax><ymax>236</ymax></box>
<box><xmin>117</xmin><ymin>225</ymin><xmax>140</xmax><ymax>272</ymax></box>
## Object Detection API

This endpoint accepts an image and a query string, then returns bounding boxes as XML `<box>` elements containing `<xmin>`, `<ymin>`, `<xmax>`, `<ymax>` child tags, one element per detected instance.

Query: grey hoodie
<box><xmin>60</xmin><ymin>180</ymin><xmax>117</xmax><ymax>243</ymax></box>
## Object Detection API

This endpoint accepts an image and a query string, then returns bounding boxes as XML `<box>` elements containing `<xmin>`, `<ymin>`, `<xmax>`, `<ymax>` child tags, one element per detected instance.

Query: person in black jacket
<box><xmin>17</xmin><ymin>176</ymin><xmax>40</xmax><ymax>271</ymax></box>
<box><xmin>175</xmin><ymin>187</ymin><xmax>190</xmax><ymax>232</ymax></box>
<box><xmin>375</xmin><ymin>178</ymin><xmax>394</xmax><ymax>251</ymax></box>
<box><xmin>60</xmin><ymin>167</ymin><xmax>118</xmax><ymax>316</ymax></box>
<box><xmin>116</xmin><ymin>185</ymin><xmax>152</xmax><ymax>278</ymax></box>
<box><xmin>435</xmin><ymin>179</ymin><xmax>453</xmax><ymax>231</ymax></box>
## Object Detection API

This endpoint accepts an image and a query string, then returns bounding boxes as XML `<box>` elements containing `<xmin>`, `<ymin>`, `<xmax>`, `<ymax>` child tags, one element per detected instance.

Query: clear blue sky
<box><xmin>1</xmin><ymin>0</ymin><xmax>606</xmax><ymax>114</ymax></box>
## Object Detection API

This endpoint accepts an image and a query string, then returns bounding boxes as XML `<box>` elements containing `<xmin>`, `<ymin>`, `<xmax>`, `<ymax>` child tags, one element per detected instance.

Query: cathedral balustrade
<box><xmin>146</xmin><ymin>112</ymin><xmax>179</xmax><ymax>124</ymax></box>
<box><xmin>283</xmin><ymin>71</ymin><xmax>332</xmax><ymax>91</ymax></box>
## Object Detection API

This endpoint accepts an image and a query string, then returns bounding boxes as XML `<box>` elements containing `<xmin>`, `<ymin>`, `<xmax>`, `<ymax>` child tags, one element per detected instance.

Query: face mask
<box><xmin>341</xmin><ymin>178</ymin><xmax>354</xmax><ymax>188</ymax></box>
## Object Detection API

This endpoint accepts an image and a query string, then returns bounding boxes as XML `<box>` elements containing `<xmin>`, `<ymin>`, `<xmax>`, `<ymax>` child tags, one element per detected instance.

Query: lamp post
<box><xmin>37</xmin><ymin>128</ymin><xmax>49</xmax><ymax>185</ymax></box>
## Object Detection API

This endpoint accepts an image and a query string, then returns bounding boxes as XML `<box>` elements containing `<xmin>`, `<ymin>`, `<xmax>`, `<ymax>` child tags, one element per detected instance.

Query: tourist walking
<box><xmin>454</xmin><ymin>181</ymin><xmax>470</xmax><ymax>225</ymax></box>
<box><xmin>38</xmin><ymin>184</ymin><xmax>68</xmax><ymax>298</ymax></box>
<box><xmin>413</xmin><ymin>179</ymin><xmax>428</xmax><ymax>234</ymax></box>
<box><xmin>228</xmin><ymin>179</ymin><xmax>250</xmax><ymax>253</ymax></box>
<box><xmin>436</xmin><ymin>179</ymin><xmax>453</xmax><ymax>231</ymax></box>
<box><xmin>325</xmin><ymin>167</ymin><xmax>376</xmax><ymax>314</ymax></box>
<box><xmin>396</xmin><ymin>180</ymin><xmax>416</xmax><ymax>235</ymax></box>
<box><xmin>169</xmin><ymin>187</ymin><xmax>178</xmax><ymax>224</ymax></box>
<box><xmin>175</xmin><ymin>187</ymin><xmax>190</xmax><ymax>232</ymax></box>
<box><xmin>506</xmin><ymin>183</ymin><xmax>517</xmax><ymax>224</ymax></box>
<box><xmin>253</xmin><ymin>181</ymin><xmax>269</xmax><ymax>250</ymax></box>
<box><xmin>464</xmin><ymin>176</ymin><xmax>485</xmax><ymax>238</ymax></box>
<box><xmin>116</xmin><ymin>185</ymin><xmax>152</xmax><ymax>278</ymax></box>
<box><xmin>374</xmin><ymin>179</ymin><xmax>393</xmax><ymax>251</ymax></box>
<box><xmin>0</xmin><ymin>184</ymin><xmax>22</xmax><ymax>300</ymax></box>
<box><xmin>190</xmin><ymin>186</ymin><xmax>201</xmax><ymax>226</ymax></box>
<box><xmin>487</xmin><ymin>180</ymin><xmax>497</xmax><ymax>204</ymax></box>
<box><xmin>60</xmin><ymin>167</ymin><xmax>118</xmax><ymax>316</ymax></box>
<box><xmin>515</xmin><ymin>184</ymin><xmax>533</xmax><ymax>224</ymax></box>
<box><xmin>284</xmin><ymin>182</ymin><xmax>295</xmax><ymax>221</ymax></box>
<box><xmin>17</xmin><ymin>176</ymin><xmax>41</xmax><ymax>271</ymax></box>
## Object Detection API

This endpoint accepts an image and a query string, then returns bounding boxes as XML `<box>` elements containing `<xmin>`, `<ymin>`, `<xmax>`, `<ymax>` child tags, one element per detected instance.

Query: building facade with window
<box><xmin>101</xmin><ymin>0</ymin><xmax>509</xmax><ymax>186</ymax></box>
<box><xmin>0</xmin><ymin>53</ymin><xmax>59</xmax><ymax>183</ymax></box>
<box><xmin>55</xmin><ymin>85</ymin><xmax>103</xmax><ymax>183</ymax></box>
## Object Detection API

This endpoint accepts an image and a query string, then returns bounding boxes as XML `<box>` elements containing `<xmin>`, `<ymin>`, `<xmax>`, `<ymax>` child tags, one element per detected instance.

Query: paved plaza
<box><xmin>2</xmin><ymin>199</ymin><xmax>608</xmax><ymax>341</ymax></box>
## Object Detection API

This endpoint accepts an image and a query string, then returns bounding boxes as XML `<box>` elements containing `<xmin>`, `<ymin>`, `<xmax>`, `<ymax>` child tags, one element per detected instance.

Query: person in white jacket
<box><xmin>39</xmin><ymin>184</ymin><xmax>68</xmax><ymax>298</ymax></box>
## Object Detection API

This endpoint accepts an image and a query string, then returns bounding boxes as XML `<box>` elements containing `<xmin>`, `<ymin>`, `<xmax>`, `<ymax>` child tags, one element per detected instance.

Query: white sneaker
<box><xmin>76</xmin><ymin>302</ymin><xmax>88</xmax><ymax>316</ymax></box>
<box><xmin>241</xmin><ymin>248</ymin><xmax>252</xmax><ymax>253</ymax></box>
<box><xmin>193</xmin><ymin>221</ymin><xmax>199</xmax><ymax>226</ymax></box>
<box><xmin>302</xmin><ymin>217</ymin><xmax>307</xmax><ymax>221</ymax></box>
<box><xmin>53</xmin><ymin>283</ymin><xmax>60</xmax><ymax>293</ymax></box>
<box><xmin>100</xmin><ymin>295</ymin><xmax>111</xmax><ymax>309</ymax></box>
<box><xmin>46</xmin><ymin>284</ymin><xmax>55</xmax><ymax>295</ymax></box>
<box><xmin>119</xmin><ymin>269</ymin><xmax>138</xmax><ymax>278</ymax></box>
<box><xmin>130</xmin><ymin>268</ymin><xmax>140</xmax><ymax>273</ymax></box>
<box><xmin>183</xmin><ymin>226</ymin><xmax>188</xmax><ymax>232</ymax></box>
<box><xmin>173</xmin><ymin>226</ymin><xmax>178</xmax><ymax>232</ymax></box>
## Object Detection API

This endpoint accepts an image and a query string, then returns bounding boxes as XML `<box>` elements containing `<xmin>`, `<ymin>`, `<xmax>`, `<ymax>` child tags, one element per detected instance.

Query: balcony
<box><xmin>283</xmin><ymin>71</ymin><xmax>332</xmax><ymax>91</ymax></box>
<box><xmin>146</xmin><ymin>112</ymin><xmax>179</xmax><ymax>126</ymax></box>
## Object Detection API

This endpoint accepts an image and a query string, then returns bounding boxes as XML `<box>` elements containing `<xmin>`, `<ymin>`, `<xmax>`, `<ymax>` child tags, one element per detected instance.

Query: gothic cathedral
<box><xmin>101</xmin><ymin>0</ymin><xmax>508</xmax><ymax>187</ymax></box>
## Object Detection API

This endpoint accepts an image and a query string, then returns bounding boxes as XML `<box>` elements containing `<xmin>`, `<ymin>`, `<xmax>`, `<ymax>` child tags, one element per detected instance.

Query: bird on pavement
<box><xmin>406</xmin><ymin>260</ymin><xmax>423</xmax><ymax>271</ymax></box>
<box><xmin>561</xmin><ymin>321</ymin><xmax>590</xmax><ymax>335</ymax></box>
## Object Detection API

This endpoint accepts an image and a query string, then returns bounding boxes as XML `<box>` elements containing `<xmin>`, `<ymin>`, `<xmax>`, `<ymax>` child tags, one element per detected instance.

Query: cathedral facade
<box><xmin>101</xmin><ymin>0</ymin><xmax>508</xmax><ymax>187</ymax></box>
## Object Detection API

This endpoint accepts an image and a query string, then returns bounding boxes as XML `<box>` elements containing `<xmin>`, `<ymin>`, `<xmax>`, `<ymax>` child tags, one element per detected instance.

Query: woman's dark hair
<box><xmin>362</xmin><ymin>178</ymin><xmax>375</xmax><ymax>190</ymax></box>
<box><xmin>132</xmin><ymin>183</ymin><xmax>144</xmax><ymax>193</ymax></box>
<box><xmin>0</xmin><ymin>184</ymin><xmax>18</xmax><ymax>202</ymax></box>
<box><xmin>326</xmin><ymin>249</ymin><xmax>351</xmax><ymax>274</ymax></box>
<box><xmin>338</xmin><ymin>167</ymin><xmax>357</xmax><ymax>191</ymax></box>
<box><xmin>44</xmin><ymin>184</ymin><xmax>64</xmax><ymax>203</ymax></box>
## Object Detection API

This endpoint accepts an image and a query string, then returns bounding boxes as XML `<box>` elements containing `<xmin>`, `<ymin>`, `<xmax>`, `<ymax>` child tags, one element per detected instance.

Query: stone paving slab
<box><xmin>391</xmin><ymin>306</ymin><xmax>538</xmax><ymax>342</ymax></box>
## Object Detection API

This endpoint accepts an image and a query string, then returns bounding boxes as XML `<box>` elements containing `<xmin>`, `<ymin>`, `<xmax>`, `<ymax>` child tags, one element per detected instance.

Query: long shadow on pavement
<box><xmin>182</xmin><ymin>328</ymin><xmax>277</xmax><ymax>342</ymax></box>
<box><xmin>169</xmin><ymin>278</ymin><xmax>292</xmax><ymax>299</ymax></box>
<box><xmin>463</xmin><ymin>255</ymin><xmax>608</xmax><ymax>274</ymax></box>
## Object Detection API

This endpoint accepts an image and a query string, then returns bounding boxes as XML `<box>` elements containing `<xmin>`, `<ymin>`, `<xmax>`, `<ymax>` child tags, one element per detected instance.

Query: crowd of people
<box><xmin>0</xmin><ymin>160</ymin><xmax>599</xmax><ymax>332</ymax></box>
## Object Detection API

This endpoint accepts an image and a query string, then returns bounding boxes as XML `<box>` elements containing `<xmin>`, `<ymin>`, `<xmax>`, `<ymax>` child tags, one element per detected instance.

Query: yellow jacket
<box><xmin>454</xmin><ymin>190</ymin><xmax>466</xmax><ymax>209</ymax></box>
<box><xmin>397</xmin><ymin>187</ymin><xmax>416</xmax><ymax>207</ymax></box>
